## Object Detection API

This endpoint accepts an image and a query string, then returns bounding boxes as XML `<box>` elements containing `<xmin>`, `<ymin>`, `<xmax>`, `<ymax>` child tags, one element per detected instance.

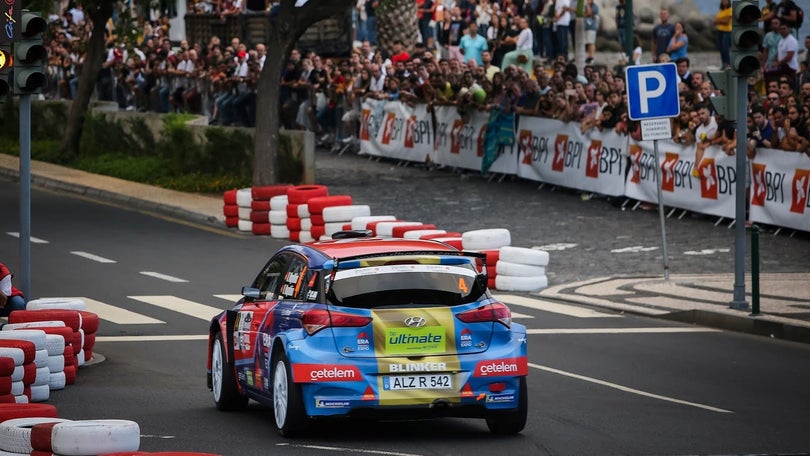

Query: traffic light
<box><xmin>0</xmin><ymin>44</ymin><xmax>11</xmax><ymax>98</ymax></box>
<box><xmin>707</xmin><ymin>70</ymin><xmax>736</xmax><ymax>121</ymax></box>
<box><xmin>13</xmin><ymin>12</ymin><xmax>48</xmax><ymax>95</ymax></box>
<box><xmin>730</xmin><ymin>0</ymin><xmax>762</xmax><ymax>76</ymax></box>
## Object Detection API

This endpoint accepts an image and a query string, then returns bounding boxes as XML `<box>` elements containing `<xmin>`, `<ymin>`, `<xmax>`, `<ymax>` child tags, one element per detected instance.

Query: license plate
<box><xmin>382</xmin><ymin>374</ymin><xmax>453</xmax><ymax>390</ymax></box>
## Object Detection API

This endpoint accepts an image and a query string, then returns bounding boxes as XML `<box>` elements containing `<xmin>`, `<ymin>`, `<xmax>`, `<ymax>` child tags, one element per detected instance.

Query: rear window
<box><xmin>328</xmin><ymin>263</ymin><xmax>486</xmax><ymax>308</ymax></box>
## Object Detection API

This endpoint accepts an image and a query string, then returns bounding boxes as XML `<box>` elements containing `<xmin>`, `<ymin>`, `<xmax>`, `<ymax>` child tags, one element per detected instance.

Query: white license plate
<box><xmin>383</xmin><ymin>374</ymin><xmax>453</xmax><ymax>391</ymax></box>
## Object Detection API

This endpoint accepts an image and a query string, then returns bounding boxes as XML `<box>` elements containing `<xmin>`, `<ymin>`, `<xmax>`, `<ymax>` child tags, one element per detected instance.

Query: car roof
<box><xmin>310</xmin><ymin>237</ymin><xmax>458</xmax><ymax>260</ymax></box>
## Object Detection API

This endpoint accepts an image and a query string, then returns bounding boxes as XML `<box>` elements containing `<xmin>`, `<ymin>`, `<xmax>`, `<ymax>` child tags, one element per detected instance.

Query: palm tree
<box><xmin>375</xmin><ymin>0</ymin><xmax>420</xmax><ymax>55</ymax></box>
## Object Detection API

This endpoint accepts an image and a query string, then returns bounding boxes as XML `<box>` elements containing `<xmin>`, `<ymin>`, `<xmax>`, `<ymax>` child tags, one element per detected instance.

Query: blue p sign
<box><xmin>625</xmin><ymin>63</ymin><xmax>680</xmax><ymax>121</ymax></box>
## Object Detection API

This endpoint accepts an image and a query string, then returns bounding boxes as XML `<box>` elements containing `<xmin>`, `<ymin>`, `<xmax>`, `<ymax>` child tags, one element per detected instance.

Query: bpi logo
<box><xmin>403</xmin><ymin>115</ymin><xmax>416</xmax><ymax>148</ymax></box>
<box><xmin>450</xmin><ymin>120</ymin><xmax>464</xmax><ymax>154</ymax></box>
<box><xmin>752</xmin><ymin>164</ymin><xmax>767</xmax><ymax>207</ymax></box>
<box><xmin>519</xmin><ymin>129</ymin><xmax>534</xmax><ymax>164</ymax></box>
<box><xmin>360</xmin><ymin>108</ymin><xmax>371</xmax><ymax>140</ymax></box>
<box><xmin>697</xmin><ymin>159</ymin><xmax>719</xmax><ymax>200</ymax></box>
<box><xmin>790</xmin><ymin>169</ymin><xmax>809</xmax><ymax>214</ymax></box>
<box><xmin>625</xmin><ymin>63</ymin><xmax>680</xmax><ymax>121</ymax></box>
<box><xmin>552</xmin><ymin>134</ymin><xmax>569</xmax><ymax>172</ymax></box>
<box><xmin>661</xmin><ymin>153</ymin><xmax>679</xmax><ymax>192</ymax></box>
<box><xmin>585</xmin><ymin>140</ymin><xmax>602</xmax><ymax>178</ymax></box>
<box><xmin>629</xmin><ymin>144</ymin><xmax>644</xmax><ymax>183</ymax></box>
<box><xmin>476</xmin><ymin>124</ymin><xmax>486</xmax><ymax>157</ymax></box>
<box><xmin>381</xmin><ymin>112</ymin><xmax>397</xmax><ymax>145</ymax></box>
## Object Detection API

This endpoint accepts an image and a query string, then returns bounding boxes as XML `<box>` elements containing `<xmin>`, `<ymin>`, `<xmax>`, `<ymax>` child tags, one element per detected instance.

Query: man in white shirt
<box><xmin>554</xmin><ymin>0</ymin><xmax>571</xmax><ymax>61</ymax></box>
<box><xmin>692</xmin><ymin>103</ymin><xmax>718</xmax><ymax>177</ymax></box>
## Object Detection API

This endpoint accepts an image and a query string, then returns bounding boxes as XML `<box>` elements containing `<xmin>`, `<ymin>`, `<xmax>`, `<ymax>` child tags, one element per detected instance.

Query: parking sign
<box><xmin>625</xmin><ymin>63</ymin><xmax>680</xmax><ymax>121</ymax></box>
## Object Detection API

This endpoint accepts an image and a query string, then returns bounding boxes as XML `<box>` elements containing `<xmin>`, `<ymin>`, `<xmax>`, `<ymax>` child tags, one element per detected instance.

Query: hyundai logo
<box><xmin>404</xmin><ymin>316</ymin><xmax>426</xmax><ymax>328</ymax></box>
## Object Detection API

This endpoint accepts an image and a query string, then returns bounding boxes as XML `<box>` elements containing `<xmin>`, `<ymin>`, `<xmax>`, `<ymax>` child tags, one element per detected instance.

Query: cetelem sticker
<box><xmin>385</xmin><ymin>326</ymin><xmax>446</xmax><ymax>355</ymax></box>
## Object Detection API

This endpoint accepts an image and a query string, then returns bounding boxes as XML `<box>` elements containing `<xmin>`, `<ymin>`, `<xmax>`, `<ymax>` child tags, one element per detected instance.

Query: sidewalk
<box><xmin>1</xmin><ymin>153</ymin><xmax>809</xmax><ymax>344</ymax></box>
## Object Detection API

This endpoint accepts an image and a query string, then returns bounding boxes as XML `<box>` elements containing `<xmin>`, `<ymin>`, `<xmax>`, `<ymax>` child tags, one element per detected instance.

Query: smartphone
<box><xmin>564</xmin><ymin>89</ymin><xmax>576</xmax><ymax>97</ymax></box>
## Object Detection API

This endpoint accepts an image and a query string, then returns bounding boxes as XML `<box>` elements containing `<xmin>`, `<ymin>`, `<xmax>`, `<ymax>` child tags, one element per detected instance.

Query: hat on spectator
<box><xmin>237</xmin><ymin>50</ymin><xmax>247</xmax><ymax>59</ymax></box>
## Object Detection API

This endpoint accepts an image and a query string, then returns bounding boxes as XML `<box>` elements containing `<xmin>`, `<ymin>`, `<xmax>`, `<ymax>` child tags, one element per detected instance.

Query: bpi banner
<box><xmin>515</xmin><ymin>118</ymin><xmax>628</xmax><ymax>196</ymax></box>
<box><xmin>432</xmin><ymin>105</ymin><xmax>518</xmax><ymax>175</ymax></box>
<box><xmin>749</xmin><ymin>149</ymin><xmax>810</xmax><ymax>232</ymax></box>
<box><xmin>359</xmin><ymin>99</ymin><xmax>432</xmax><ymax>162</ymax></box>
<box><xmin>624</xmin><ymin>140</ymin><xmax>738</xmax><ymax>218</ymax></box>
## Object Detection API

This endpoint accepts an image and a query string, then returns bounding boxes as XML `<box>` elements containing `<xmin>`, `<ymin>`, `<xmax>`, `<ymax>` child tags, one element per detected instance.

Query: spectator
<box><xmin>460</xmin><ymin>22</ymin><xmax>488</xmax><ymax>66</ymax></box>
<box><xmin>692</xmin><ymin>103</ymin><xmax>718</xmax><ymax>176</ymax></box>
<box><xmin>491</xmin><ymin>14</ymin><xmax>518</xmax><ymax>69</ymax></box>
<box><xmin>761</xmin><ymin>17</ymin><xmax>782</xmax><ymax>73</ymax></box>
<box><xmin>440</xmin><ymin>7</ymin><xmax>466</xmax><ymax>62</ymax></box>
<box><xmin>631</xmin><ymin>35</ymin><xmax>642</xmax><ymax>65</ymax></box>
<box><xmin>651</xmin><ymin>8</ymin><xmax>674</xmax><ymax>63</ymax></box>
<box><xmin>615</xmin><ymin>0</ymin><xmax>627</xmax><ymax>51</ymax></box>
<box><xmin>766</xmin><ymin>20</ymin><xmax>799</xmax><ymax>83</ymax></box>
<box><xmin>776</xmin><ymin>0</ymin><xmax>801</xmax><ymax>36</ymax></box>
<box><xmin>583</xmin><ymin>0</ymin><xmax>599</xmax><ymax>64</ymax></box>
<box><xmin>666</xmin><ymin>22</ymin><xmax>688</xmax><ymax>62</ymax></box>
<box><xmin>501</xmin><ymin>16</ymin><xmax>533</xmax><ymax>75</ymax></box>
<box><xmin>418</xmin><ymin>0</ymin><xmax>436</xmax><ymax>44</ymax></box>
<box><xmin>714</xmin><ymin>0</ymin><xmax>732</xmax><ymax>69</ymax></box>
<box><xmin>676</xmin><ymin>57</ymin><xmax>693</xmax><ymax>90</ymax></box>
<box><xmin>748</xmin><ymin>104</ymin><xmax>776</xmax><ymax>152</ymax></box>
<box><xmin>0</xmin><ymin>262</ymin><xmax>26</xmax><ymax>317</ymax></box>
<box><xmin>553</xmin><ymin>0</ymin><xmax>572</xmax><ymax>61</ymax></box>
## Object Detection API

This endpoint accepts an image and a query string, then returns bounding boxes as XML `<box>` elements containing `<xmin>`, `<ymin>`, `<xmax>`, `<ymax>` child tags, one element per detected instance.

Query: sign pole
<box><xmin>651</xmin><ymin>139</ymin><xmax>670</xmax><ymax>280</ymax></box>
<box><xmin>19</xmin><ymin>93</ymin><xmax>31</xmax><ymax>299</ymax></box>
<box><xmin>729</xmin><ymin>74</ymin><xmax>749</xmax><ymax>310</ymax></box>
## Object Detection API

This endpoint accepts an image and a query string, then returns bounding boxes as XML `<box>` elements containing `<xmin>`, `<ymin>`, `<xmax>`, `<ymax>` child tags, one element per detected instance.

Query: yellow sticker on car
<box><xmin>385</xmin><ymin>326</ymin><xmax>446</xmax><ymax>355</ymax></box>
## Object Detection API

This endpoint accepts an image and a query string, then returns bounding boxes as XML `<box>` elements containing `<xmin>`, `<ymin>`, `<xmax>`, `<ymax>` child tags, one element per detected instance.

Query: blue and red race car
<box><xmin>207</xmin><ymin>231</ymin><xmax>528</xmax><ymax>436</ymax></box>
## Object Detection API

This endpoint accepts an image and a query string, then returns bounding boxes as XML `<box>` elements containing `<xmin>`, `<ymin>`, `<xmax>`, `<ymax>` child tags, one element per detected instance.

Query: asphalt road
<box><xmin>2</xmin><ymin>177</ymin><xmax>810</xmax><ymax>455</ymax></box>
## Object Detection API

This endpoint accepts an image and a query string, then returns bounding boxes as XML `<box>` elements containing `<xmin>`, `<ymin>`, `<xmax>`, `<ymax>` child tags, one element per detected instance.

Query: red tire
<box><xmin>63</xmin><ymin>365</ymin><xmax>76</xmax><ymax>385</ymax></box>
<box><xmin>0</xmin><ymin>356</ymin><xmax>13</xmax><ymax>377</ymax></box>
<box><xmin>249</xmin><ymin>211</ymin><xmax>269</xmax><ymax>223</ymax></box>
<box><xmin>286</xmin><ymin>204</ymin><xmax>304</xmax><ymax>218</ymax></box>
<box><xmin>289</xmin><ymin>230</ymin><xmax>300</xmax><ymax>242</ymax></box>
<box><xmin>31</xmin><ymin>421</ymin><xmax>60</xmax><ymax>451</ymax></box>
<box><xmin>366</xmin><ymin>220</ymin><xmax>402</xmax><ymax>236</ymax></box>
<box><xmin>286</xmin><ymin>185</ymin><xmax>328</xmax><ymax>204</ymax></box>
<box><xmin>23</xmin><ymin>362</ymin><xmax>36</xmax><ymax>384</ymax></box>
<box><xmin>222</xmin><ymin>204</ymin><xmax>238</xmax><ymax>217</ymax></box>
<box><xmin>0</xmin><ymin>376</ymin><xmax>11</xmax><ymax>395</ymax></box>
<box><xmin>9</xmin><ymin>310</ymin><xmax>81</xmax><ymax>332</ymax></box>
<box><xmin>83</xmin><ymin>332</ymin><xmax>96</xmax><ymax>351</ymax></box>
<box><xmin>251</xmin><ymin>185</ymin><xmax>290</xmax><ymax>201</ymax></box>
<box><xmin>310</xmin><ymin>225</ymin><xmax>326</xmax><ymax>240</ymax></box>
<box><xmin>251</xmin><ymin>223</ymin><xmax>271</xmax><ymax>236</ymax></box>
<box><xmin>78</xmin><ymin>311</ymin><xmax>100</xmax><ymax>334</ymax></box>
<box><xmin>0</xmin><ymin>403</ymin><xmax>58</xmax><ymax>421</ymax></box>
<box><xmin>306</xmin><ymin>195</ymin><xmax>353</xmax><ymax>215</ymax></box>
<box><xmin>0</xmin><ymin>340</ymin><xmax>36</xmax><ymax>364</ymax></box>
<box><xmin>286</xmin><ymin>217</ymin><xmax>302</xmax><ymax>231</ymax></box>
<box><xmin>310</xmin><ymin>214</ymin><xmax>325</xmax><ymax>226</ymax></box>
<box><xmin>0</xmin><ymin>394</ymin><xmax>16</xmax><ymax>403</ymax></box>
<box><xmin>222</xmin><ymin>189</ymin><xmax>238</xmax><ymax>205</ymax></box>
<box><xmin>250</xmin><ymin>200</ymin><xmax>271</xmax><ymax>211</ymax></box>
<box><xmin>487</xmin><ymin>276</ymin><xmax>497</xmax><ymax>290</ymax></box>
<box><xmin>391</xmin><ymin>224</ymin><xmax>437</xmax><ymax>238</ymax></box>
<box><xmin>225</xmin><ymin>216</ymin><xmax>239</xmax><ymax>228</ymax></box>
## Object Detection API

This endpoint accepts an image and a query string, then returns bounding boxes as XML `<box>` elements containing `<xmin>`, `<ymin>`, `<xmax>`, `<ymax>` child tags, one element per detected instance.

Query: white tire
<box><xmin>34</xmin><ymin>349</ymin><xmax>48</xmax><ymax>369</ymax></box>
<box><xmin>403</xmin><ymin>229</ymin><xmax>447</xmax><ymax>239</ymax></box>
<box><xmin>29</xmin><ymin>383</ymin><xmax>50</xmax><ymax>402</ymax></box>
<box><xmin>47</xmin><ymin>355</ymin><xmax>65</xmax><ymax>374</ymax></box>
<box><xmin>324</xmin><ymin>222</ymin><xmax>349</xmax><ymax>236</ymax></box>
<box><xmin>351</xmin><ymin>215</ymin><xmax>396</xmax><ymax>230</ymax></box>
<box><xmin>237</xmin><ymin>206</ymin><xmax>251</xmax><ymax>220</ymax></box>
<box><xmin>322</xmin><ymin>205</ymin><xmax>372</xmax><ymax>223</ymax></box>
<box><xmin>461</xmin><ymin>229</ymin><xmax>511</xmax><ymax>251</ymax></box>
<box><xmin>49</xmin><ymin>371</ymin><xmax>67</xmax><ymax>390</ymax></box>
<box><xmin>0</xmin><ymin>348</ymin><xmax>24</xmax><ymax>366</ymax></box>
<box><xmin>499</xmin><ymin>246</ymin><xmax>550</xmax><ymax>266</ymax></box>
<box><xmin>269</xmin><ymin>195</ymin><xmax>289</xmax><ymax>210</ymax></box>
<box><xmin>268</xmin><ymin>210</ymin><xmax>287</xmax><ymax>225</ymax></box>
<box><xmin>496</xmin><ymin>261</ymin><xmax>546</xmax><ymax>278</ymax></box>
<box><xmin>25</xmin><ymin>298</ymin><xmax>86</xmax><ymax>311</ymax></box>
<box><xmin>495</xmin><ymin>274</ymin><xmax>549</xmax><ymax>292</ymax></box>
<box><xmin>11</xmin><ymin>381</ymin><xmax>23</xmax><ymax>396</ymax></box>
<box><xmin>0</xmin><ymin>330</ymin><xmax>47</xmax><ymax>350</ymax></box>
<box><xmin>14</xmin><ymin>395</ymin><xmax>28</xmax><ymax>403</ymax></box>
<box><xmin>237</xmin><ymin>219</ymin><xmax>252</xmax><ymax>232</ymax></box>
<box><xmin>0</xmin><ymin>417</ymin><xmax>71</xmax><ymax>454</ymax></box>
<box><xmin>301</xmin><ymin>217</ymin><xmax>312</xmax><ymax>231</ymax></box>
<box><xmin>297</xmin><ymin>204</ymin><xmax>310</xmax><ymax>218</ymax></box>
<box><xmin>321</xmin><ymin>235</ymin><xmax>333</xmax><ymax>241</ymax></box>
<box><xmin>45</xmin><ymin>335</ymin><xmax>65</xmax><ymax>357</ymax></box>
<box><xmin>76</xmin><ymin>349</ymin><xmax>85</xmax><ymax>367</ymax></box>
<box><xmin>270</xmin><ymin>224</ymin><xmax>290</xmax><ymax>239</ymax></box>
<box><xmin>299</xmin><ymin>231</ymin><xmax>315</xmax><ymax>243</ymax></box>
<box><xmin>235</xmin><ymin>188</ymin><xmax>252</xmax><ymax>207</ymax></box>
<box><xmin>2</xmin><ymin>321</ymin><xmax>65</xmax><ymax>331</ymax></box>
<box><xmin>51</xmin><ymin>420</ymin><xmax>141</xmax><ymax>456</ymax></box>
<box><xmin>375</xmin><ymin>221</ymin><xmax>421</xmax><ymax>237</ymax></box>
<box><xmin>34</xmin><ymin>366</ymin><xmax>50</xmax><ymax>386</ymax></box>
<box><xmin>11</xmin><ymin>365</ymin><xmax>23</xmax><ymax>382</ymax></box>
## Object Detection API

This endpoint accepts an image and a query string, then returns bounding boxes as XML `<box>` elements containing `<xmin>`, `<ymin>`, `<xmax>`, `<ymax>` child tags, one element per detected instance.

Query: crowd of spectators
<box><xmin>39</xmin><ymin>1</ymin><xmax>810</xmax><ymax>157</ymax></box>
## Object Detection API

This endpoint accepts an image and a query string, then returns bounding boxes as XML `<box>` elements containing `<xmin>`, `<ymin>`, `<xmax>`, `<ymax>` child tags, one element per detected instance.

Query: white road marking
<box><xmin>276</xmin><ymin>443</ymin><xmax>422</xmax><ymax>456</ymax></box>
<box><xmin>495</xmin><ymin>294</ymin><xmax>620</xmax><ymax>318</ymax></box>
<box><xmin>129</xmin><ymin>295</ymin><xmax>224</xmax><ymax>321</ymax></box>
<box><xmin>96</xmin><ymin>335</ymin><xmax>208</xmax><ymax>342</ymax></box>
<box><xmin>532</xmin><ymin>243</ymin><xmax>578</xmax><ymax>251</ymax></box>
<box><xmin>70</xmin><ymin>251</ymin><xmax>116</xmax><ymax>263</ymax></box>
<box><xmin>526</xmin><ymin>327</ymin><xmax>720</xmax><ymax>334</ymax></box>
<box><xmin>81</xmin><ymin>297</ymin><xmax>164</xmax><ymax>324</ymax></box>
<box><xmin>510</xmin><ymin>311</ymin><xmax>534</xmax><ymax>319</ymax></box>
<box><xmin>213</xmin><ymin>294</ymin><xmax>242</xmax><ymax>302</ymax></box>
<box><xmin>139</xmin><ymin>271</ymin><xmax>188</xmax><ymax>283</ymax></box>
<box><xmin>611</xmin><ymin>245</ymin><xmax>659</xmax><ymax>253</ymax></box>
<box><xmin>684</xmin><ymin>248</ymin><xmax>731</xmax><ymax>256</ymax></box>
<box><xmin>6</xmin><ymin>232</ymin><xmax>49</xmax><ymax>243</ymax></box>
<box><xmin>529</xmin><ymin>362</ymin><xmax>733</xmax><ymax>413</ymax></box>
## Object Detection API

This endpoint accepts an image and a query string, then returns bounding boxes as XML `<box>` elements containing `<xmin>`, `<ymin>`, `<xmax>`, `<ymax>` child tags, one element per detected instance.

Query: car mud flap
<box><xmin>225</xmin><ymin>309</ymin><xmax>238</xmax><ymax>364</ymax></box>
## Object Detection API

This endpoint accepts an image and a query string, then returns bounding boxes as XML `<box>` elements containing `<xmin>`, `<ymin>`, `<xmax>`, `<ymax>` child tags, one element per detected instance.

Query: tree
<box><xmin>60</xmin><ymin>0</ymin><xmax>115</xmax><ymax>159</ymax></box>
<box><xmin>376</xmin><ymin>0</ymin><xmax>419</xmax><ymax>55</ymax></box>
<box><xmin>252</xmin><ymin>0</ymin><xmax>354</xmax><ymax>185</ymax></box>
<box><xmin>574</xmin><ymin>0</ymin><xmax>586</xmax><ymax>74</ymax></box>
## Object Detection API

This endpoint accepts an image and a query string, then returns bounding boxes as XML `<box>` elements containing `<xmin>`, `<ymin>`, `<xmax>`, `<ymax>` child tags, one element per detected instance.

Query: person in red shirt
<box><xmin>0</xmin><ymin>262</ymin><xmax>26</xmax><ymax>317</ymax></box>
<box><xmin>389</xmin><ymin>40</ymin><xmax>411</xmax><ymax>65</ymax></box>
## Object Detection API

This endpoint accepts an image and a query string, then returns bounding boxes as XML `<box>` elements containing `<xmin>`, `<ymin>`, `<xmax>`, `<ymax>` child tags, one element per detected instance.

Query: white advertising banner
<box><xmin>515</xmin><ymin>117</ymin><xmax>628</xmax><ymax>196</ymax></box>
<box><xmin>432</xmin><ymin>106</ymin><xmax>518</xmax><ymax>175</ymax></box>
<box><xmin>623</xmin><ymin>140</ymin><xmax>738</xmax><ymax>218</ymax></box>
<box><xmin>359</xmin><ymin>100</ymin><xmax>432</xmax><ymax>163</ymax></box>
<box><xmin>749</xmin><ymin>149</ymin><xmax>810</xmax><ymax>232</ymax></box>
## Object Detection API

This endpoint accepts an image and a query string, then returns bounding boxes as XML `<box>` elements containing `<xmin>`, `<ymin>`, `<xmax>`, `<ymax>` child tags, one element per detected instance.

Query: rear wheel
<box><xmin>485</xmin><ymin>377</ymin><xmax>528</xmax><ymax>435</ymax></box>
<box><xmin>272</xmin><ymin>350</ymin><xmax>308</xmax><ymax>436</ymax></box>
<box><xmin>211</xmin><ymin>333</ymin><xmax>248</xmax><ymax>411</ymax></box>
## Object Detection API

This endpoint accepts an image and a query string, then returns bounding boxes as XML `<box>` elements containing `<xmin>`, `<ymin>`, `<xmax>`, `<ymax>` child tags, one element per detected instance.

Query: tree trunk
<box><xmin>574</xmin><ymin>0</ymin><xmax>586</xmax><ymax>74</ymax></box>
<box><xmin>59</xmin><ymin>1</ymin><xmax>113</xmax><ymax>159</ymax></box>
<box><xmin>252</xmin><ymin>0</ymin><xmax>354</xmax><ymax>186</ymax></box>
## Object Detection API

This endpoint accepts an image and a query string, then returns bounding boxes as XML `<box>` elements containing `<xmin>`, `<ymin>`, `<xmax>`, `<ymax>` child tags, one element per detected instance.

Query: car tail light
<box><xmin>302</xmin><ymin>309</ymin><xmax>372</xmax><ymax>335</ymax></box>
<box><xmin>456</xmin><ymin>303</ymin><xmax>511</xmax><ymax>328</ymax></box>
<box><xmin>488</xmin><ymin>382</ymin><xmax>507</xmax><ymax>393</ymax></box>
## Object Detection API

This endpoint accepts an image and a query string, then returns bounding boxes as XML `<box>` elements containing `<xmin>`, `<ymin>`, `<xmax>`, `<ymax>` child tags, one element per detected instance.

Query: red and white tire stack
<box><xmin>374</xmin><ymin>221</ymin><xmax>424</xmax><ymax>238</ymax></box>
<box><xmin>249</xmin><ymin>185</ymin><xmax>291</xmax><ymax>236</ymax></box>
<box><xmin>351</xmin><ymin>215</ymin><xmax>397</xmax><ymax>232</ymax></box>
<box><xmin>390</xmin><ymin>223</ymin><xmax>438</xmax><ymax>238</ymax></box>
<box><xmin>322</xmin><ymin>205</ymin><xmax>372</xmax><ymax>239</ymax></box>
<box><xmin>306</xmin><ymin>194</ymin><xmax>352</xmax><ymax>241</ymax></box>
<box><xmin>0</xmin><ymin>331</ymin><xmax>49</xmax><ymax>403</ymax></box>
<box><xmin>495</xmin><ymin>246</ymin><xmax>550</xmax><ymax>292</ymax></box>
<box><xmin>9</xmin><ymin>310</ymin><xmax>85</xmax><ymax>385</ymax></box>
<box><xmin>285</xmin><ymin>185</ymin><xmax>329</xmax><ymax>243</ymax></box>
<box><xmin>222</xmin><ymin>189</ymin><xmax>239</xmax><ymax>228</ymax></box>
<box><xmin>459</xmin><ymin>229</ymin><xmax>512</xmax><ymax>290</ymax></box>
<box><xmin>0</xmin><ymin>340</ymin><xmax>35</xmax><ymax>403</ymax></box>
<box><xmin>268</xmin><ymin>194</ymin><xmax>290</xmax><ymax>239</ymax></box>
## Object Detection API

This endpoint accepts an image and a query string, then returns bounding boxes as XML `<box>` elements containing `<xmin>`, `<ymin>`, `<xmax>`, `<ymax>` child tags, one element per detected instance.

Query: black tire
<box><xmin>211</xmin><ymin>332</ymin><xmax>248</xmax><ymax>411</ymax></box>
<box><xmin>272</xmin><ymin>350</ymin><xmax>308</xmax><ymax>437</ymax></box>
<box><xmin>485</xmin><ymin>376</ymin><xmax>528</xmax><ymax>435</ymax></box>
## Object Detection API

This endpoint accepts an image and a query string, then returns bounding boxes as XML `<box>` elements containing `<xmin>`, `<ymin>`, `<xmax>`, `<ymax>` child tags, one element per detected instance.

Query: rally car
<box><xmin>207</xmin><ymin>231</ymin><xmax>528</xmax><ymax>436</ymax></box>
